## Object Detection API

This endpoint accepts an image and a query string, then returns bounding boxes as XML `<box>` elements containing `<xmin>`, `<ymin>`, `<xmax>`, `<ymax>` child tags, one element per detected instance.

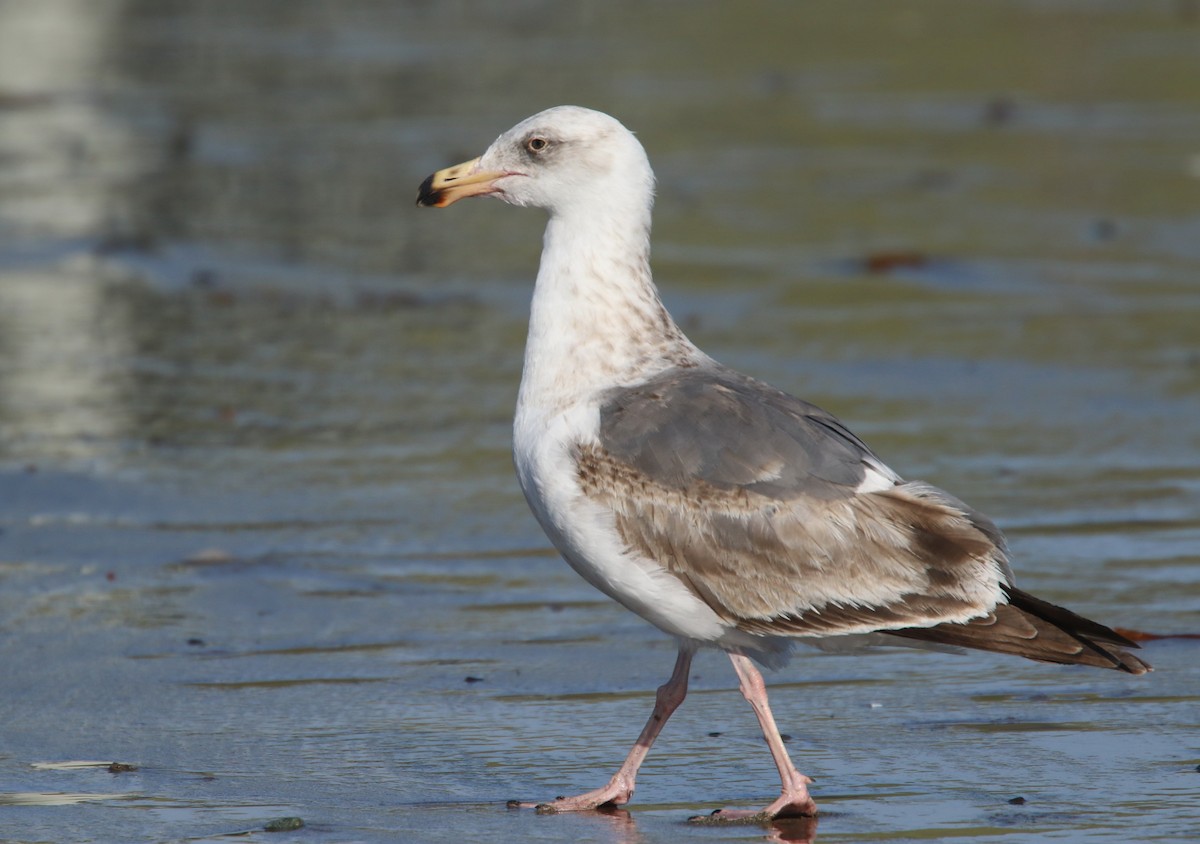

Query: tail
<box><xmin>887</xmin><ymin>584</ymin><xmax>1151</xmax><ymax>675</ymax></box>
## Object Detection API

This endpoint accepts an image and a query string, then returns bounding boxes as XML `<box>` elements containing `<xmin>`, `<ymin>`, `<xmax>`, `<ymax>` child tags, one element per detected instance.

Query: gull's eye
<box><xmin>526</xmin><ymin>136</ymin><xmax>549</xmax><ymax>154</ymax></box>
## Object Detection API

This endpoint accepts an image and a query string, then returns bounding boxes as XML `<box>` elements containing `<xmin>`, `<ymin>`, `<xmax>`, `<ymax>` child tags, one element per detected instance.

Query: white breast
<box><xmin>513</xmin><ymin>402</ymin><xmax>729</xmax><ymax>643</ymax></box>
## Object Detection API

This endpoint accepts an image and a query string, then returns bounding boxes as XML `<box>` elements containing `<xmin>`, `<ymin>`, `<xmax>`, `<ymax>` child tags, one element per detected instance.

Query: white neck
<box><xmin>516</xmin><ymin>203</ymin><xmax>702</xmax><ymax>416</ymax></box>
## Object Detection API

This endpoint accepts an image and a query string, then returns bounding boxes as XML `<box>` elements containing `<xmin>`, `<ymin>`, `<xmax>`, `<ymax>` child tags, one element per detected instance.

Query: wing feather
<box><xmin>577</xmin><ymin>365</ymin><xmax>1147</xmax><ymax>674</ymax></box>
<box><xmin>581</xmin><ymin>366</ymin><xmax>1011</xmax><ymax>634</ymax></box>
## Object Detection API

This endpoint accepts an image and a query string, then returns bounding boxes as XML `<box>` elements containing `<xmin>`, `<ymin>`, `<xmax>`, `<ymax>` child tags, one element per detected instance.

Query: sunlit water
<box><xmin>1</xmin><ymin>3</ymin><xmax>1198</xmax><ymax>842</ymax></box>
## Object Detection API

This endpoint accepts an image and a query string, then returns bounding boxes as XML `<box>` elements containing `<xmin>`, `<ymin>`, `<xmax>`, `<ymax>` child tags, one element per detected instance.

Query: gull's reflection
<box><xmin>520</xmin><ymin>805</ymin><xmax>819</xmax><ymax>844</ymax></box>
<box><xmin>688</xmin><ymin>810</ymin><xmax>819</xmax><ymax>843</ymax></box>
<box><xmin>586</xmin><ymin>806</ymin><xmax>640</xmax><ymax>843</ymax></box>
<box><xmin>765</xmin><ymin>815</ymin><xmax>819</xmax><ymax>843</ymax></box>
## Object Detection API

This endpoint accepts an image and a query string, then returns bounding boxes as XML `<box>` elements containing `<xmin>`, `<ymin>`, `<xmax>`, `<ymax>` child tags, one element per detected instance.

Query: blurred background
<box><xmin>1</xmin><ymin>2</ymin><xmax>1197</xmax><ymax>842</ymax></box>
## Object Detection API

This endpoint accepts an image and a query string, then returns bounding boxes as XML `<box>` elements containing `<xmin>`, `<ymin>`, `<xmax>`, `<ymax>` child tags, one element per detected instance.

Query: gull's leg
<box><xmin>708</xmin><ymin>652</ymin><xmax>817</xmax><ymax>820</ymax></box>
<box><xmin>515</xmin><ymin>645</ymin><xmax>694</xmax><ymax>813</ymax></box>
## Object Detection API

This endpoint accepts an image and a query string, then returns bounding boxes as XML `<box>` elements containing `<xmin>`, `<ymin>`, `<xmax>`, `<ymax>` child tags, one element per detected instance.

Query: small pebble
<box><xmin>187</xmin><ymin>638</ymin><xmax>205</xmax><ymax>647</ymax></box>
<box><xmin>182</xmin><ymin>548</ymin><xmax>235</xmax><ymax>567</ymax></box>
<box><xmin>263</xmin><ymin>817</ymin><xmax>304</xmax><ymax>832</ymax></box>
<box><xmin>1008</xmin><ymin>796</ymin><xmax>1026</xmax><ymax>805</ymax></box>
<box><xmin>707</xmin><ymin>731</ymin><xmax>722</xmax><ymax>737</ymax></box>
<box><xmin>1090</xmin><ymin>218</ymin><xmax>1118</xmax><ymax>241</ymax></box>
<box><xmin>191</xmin><ymin>268</ymin><xmax>217</xmax><ymax>287</ymax></box>
<box><xmin>983</xmin><ymin>96</ymin><xmax>1016</xmax><ymax>126</ymax></box>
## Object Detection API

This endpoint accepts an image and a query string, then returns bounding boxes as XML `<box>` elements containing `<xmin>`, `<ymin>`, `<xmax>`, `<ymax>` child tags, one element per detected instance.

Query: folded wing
<box><xmin>579</xmin><ymin>365</ymin><xmax>1147</xmax><ymax>674</ymax></box>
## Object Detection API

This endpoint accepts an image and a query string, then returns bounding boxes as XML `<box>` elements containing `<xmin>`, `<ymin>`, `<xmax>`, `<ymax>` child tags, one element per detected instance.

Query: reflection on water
<box><xmin>0</xmin><ymin>3</ymin><xmax>137</xmax><ymax>462</ymax></box>
<box><xmin>0</xmin><ymin>271</ymin><xmax>133</xmax><ymax>460</ymax></box>
<box><xmin>0</xmin><ymin>1</ymin><xmax>1198</xmax><ymax>843</ymax></box>
<box><xmin>0</xmin><ymin>2</ymin><xmax>133</xmax><ymax>238</ymax></box>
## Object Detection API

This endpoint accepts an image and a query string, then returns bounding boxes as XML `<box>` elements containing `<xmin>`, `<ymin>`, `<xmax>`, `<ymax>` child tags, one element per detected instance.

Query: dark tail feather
<box><xmin>888</xmin><ymin>585</ymin><xmax>1151</xmax><ymax>675</ymax></box>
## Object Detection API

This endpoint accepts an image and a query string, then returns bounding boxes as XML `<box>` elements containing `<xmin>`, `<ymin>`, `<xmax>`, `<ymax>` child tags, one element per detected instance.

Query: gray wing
<box><xmin>598</xmin><ymin>365</ymin><xmax>894</xmax><ymax>498</ymax></box>
<box><xmin>580</xmin><ymin>365</ymin><xmax>1012</xmax><ymax>636</ymax></box>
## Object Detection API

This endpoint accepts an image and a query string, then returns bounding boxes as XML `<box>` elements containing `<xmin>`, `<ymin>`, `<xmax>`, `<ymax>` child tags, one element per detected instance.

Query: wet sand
<box><xmin>1</xmin><ymin>2</ymin><xmax>1198</xmax><ymax>842</ymax></box>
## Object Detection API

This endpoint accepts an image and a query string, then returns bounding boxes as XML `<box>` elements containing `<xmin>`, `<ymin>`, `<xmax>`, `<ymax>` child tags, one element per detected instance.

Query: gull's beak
<box><xmin>415</xmin><ymin>157</ymin><xmax>507</xmax><ymax>208</ymax></box>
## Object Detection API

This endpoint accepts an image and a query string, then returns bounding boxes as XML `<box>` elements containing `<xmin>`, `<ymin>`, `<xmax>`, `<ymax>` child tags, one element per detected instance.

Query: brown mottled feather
<box><xmin>580</xmin><ymin>364</ymin><xmax>1150</xmax><ymax>675</ymax></box>
<box><xmin>577</xmin><ymin>443</ymin><xmax>1010</xmax><ymax>636</ymax></box>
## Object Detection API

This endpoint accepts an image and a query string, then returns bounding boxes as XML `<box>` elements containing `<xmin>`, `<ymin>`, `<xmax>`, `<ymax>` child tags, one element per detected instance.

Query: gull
<box><xmin>415</xmin><ymin>106</ymin><xmax>1150</xmax><ymax>820</ymax></box>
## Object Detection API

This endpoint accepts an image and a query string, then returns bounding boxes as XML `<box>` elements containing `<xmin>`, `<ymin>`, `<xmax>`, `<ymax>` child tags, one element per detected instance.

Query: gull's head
<box><xmin>416</xmin><ymin>106</ymin><xmax>654</xmax><ymax>217</ymax></box>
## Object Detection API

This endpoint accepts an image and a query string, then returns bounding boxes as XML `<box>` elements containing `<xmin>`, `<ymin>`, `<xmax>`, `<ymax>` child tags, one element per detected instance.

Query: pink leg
<box><xmin>516</xmin><ymin>646</ymin><xmax>694</xmax><ymax>814</ymax></box>
<box><xmin>708</xmin><ymin>652</ymin><xmax>817</xmax><ymax>820</ymax></box>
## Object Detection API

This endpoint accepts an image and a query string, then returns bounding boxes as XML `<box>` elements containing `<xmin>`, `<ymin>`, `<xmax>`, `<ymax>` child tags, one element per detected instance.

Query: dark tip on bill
<box><xmin>415</xmin><ymin>174</ymin><xmax>440</xmax><ymax>207</ymax></box>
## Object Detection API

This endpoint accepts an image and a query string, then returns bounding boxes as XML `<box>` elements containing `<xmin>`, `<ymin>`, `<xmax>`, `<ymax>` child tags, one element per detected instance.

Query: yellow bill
<box><xmin>415</xmin><ymin>157</ymin><xmax>508</xmax><ymax>208</ymax></box>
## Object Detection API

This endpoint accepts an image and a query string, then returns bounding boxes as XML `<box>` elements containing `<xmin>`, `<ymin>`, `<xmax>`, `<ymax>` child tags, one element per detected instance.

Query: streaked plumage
<box><xmin>416</xmin><ymin>105</ymin><xmax>1149</xmax><ymax>820</ymax></box>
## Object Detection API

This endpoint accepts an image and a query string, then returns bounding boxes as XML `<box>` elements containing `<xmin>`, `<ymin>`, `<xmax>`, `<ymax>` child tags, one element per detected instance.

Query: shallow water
<box><xmin>1</xmin><ymin>2</ymin><xmax>1198</xmax><ymax>842</ymax></box>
